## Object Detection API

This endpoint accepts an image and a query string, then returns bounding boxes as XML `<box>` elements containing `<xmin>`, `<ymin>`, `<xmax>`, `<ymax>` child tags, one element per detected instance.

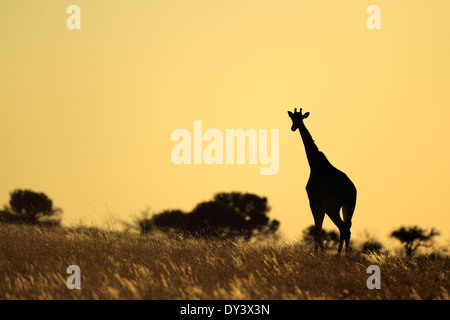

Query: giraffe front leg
<box><xmin>310</xmin><ymin>204</ymin><xmax>325</xmax><ymax>253</ymax></box>
<box><xmin>315</xmin><ymin>228</ymin><xmax>324</xmax><ymax>253</ymax></box>
<box><xmin>327</xmin><ymin>208</ymin><xmax>346</xmax><ymax>255</ymax></box>
<box><xmin>337</xmin><ymin>235</ymin><xmax>344</xmax><ymax>254</ymax></box>
<box><xmin>344</xmin><ymin>223</ymin><xmax>352</xmax><ymax>253</ymax></box>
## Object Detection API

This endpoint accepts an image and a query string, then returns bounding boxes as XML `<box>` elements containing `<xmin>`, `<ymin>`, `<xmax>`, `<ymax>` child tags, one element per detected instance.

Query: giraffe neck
<box><xmin>298</xmin><ymin>121</ymin><xmax>320</xmax><ymax>168</ymax></box>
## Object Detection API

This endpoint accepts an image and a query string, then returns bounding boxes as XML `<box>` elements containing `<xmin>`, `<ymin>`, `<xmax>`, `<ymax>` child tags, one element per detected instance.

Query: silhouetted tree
<box><xmin>137</xmin><ymin>192</ymin><xmax>279</xmax><ymax>240</ymax></box>
<box><xmin>302</xmin><ymin>225</ymin><xmax>339</xmax><ymax>249</ymax></box>
<box><xmin>213</xmin><ymin>192</ymin><xmax>279</xmax><ymax>239</ymax></box>
<box><xmin>138</xmin><ymin>209</ymin><xmax>188</xmax><ymax>234</ymax></box>
<box><xmin>189</xmin><ymin>201</ymin><xmax>243</xmax><ymax>238</ymax></box>
<box><xmin>361</xmin><ymin>240</ymin><xmax>383</xmax><ymax>254</ymax></box>
<box><xmin>390</xmin><ymin>226</ymin><xmax>439</xmax><ymax>256</ymax></box>
<box><xmin>0</xmin><ymin>189</ymin><xmax>62</xmax><ymax>225</ymax></box>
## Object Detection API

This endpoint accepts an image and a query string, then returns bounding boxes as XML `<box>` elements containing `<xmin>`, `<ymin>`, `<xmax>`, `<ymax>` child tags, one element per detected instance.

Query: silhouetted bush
<box><xmin>390</xmin><ymin>226</ymin><xmax>439</xmax><ymax>256</ymax></box>
<box><xmin>302</xmin><ymin>225</ymin><xmax>339</xmax><ymax>249</ymax></box>
<box><xmin>0</xmin><ymin>189</ymin><xmax>62</xmax><ymax>226</ymax></box>
<box><xmin>361</xmin><ymin>240</ymin><xmax>383</xmax><ymax>254</ymax></box>
<box><xmin>138</xmin><ymin>209</ymin><xmax>188</xmax><ymax>234</ymax></box>
<box><xmin>137</xmin><ymin>192</ymin><xmax>279</xmax><ymax>240</ymax></box>
<box><xmin>188</xmin><ymin>201</ymin><xmax>243</xmax><ymax>237</ymax></box>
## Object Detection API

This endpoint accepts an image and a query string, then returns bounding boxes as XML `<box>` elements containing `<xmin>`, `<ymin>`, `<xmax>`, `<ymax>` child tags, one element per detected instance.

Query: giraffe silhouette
<box><xmin>288</xmin><ymin>108</ymin><xmax>357</xmax><ymax>254</ymax></box>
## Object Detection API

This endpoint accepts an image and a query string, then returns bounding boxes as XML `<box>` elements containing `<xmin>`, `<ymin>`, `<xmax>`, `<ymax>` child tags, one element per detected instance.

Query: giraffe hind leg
<box><xmin>342</xmin><ymin>202</ymin><xmax>356</xmax><ymax>252</ymax></box>
<box><xmin>327</xmin><ymin>208</ymin><xmax>347</xmax><ymax>254</ymax></box>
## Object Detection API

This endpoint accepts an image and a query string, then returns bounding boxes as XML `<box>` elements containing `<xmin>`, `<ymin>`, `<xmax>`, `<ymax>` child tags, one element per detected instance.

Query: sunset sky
<box><xmin>1</xmin><ymin>0</ymin><xmax>450</xmax><ymax>243</ymax></box>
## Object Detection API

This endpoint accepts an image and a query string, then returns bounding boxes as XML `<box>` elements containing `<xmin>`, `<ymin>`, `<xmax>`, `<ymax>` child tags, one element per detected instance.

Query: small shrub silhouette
<box><xmin>390</xmin><ymin>226</ymin><xmax>439</xmax><ymax>256</ymax></box>
<box><xmin>361</xmin><ymin>240</ymin><xmax>383</xmax><ymax>254</ymax></box>
<box><xmin>0</xmin><ymin>189</ymin><xmax>62</xmax><ymax>226</ymax></box>
<box><xmin>138</xmin><ymin>209</ymin><xmax>188</xmax><ymax>234</ymax></box>
<box><xmin>302</xmin><ymin>225</ymin><xmax>340</xmax><ymax>250</ymax></box>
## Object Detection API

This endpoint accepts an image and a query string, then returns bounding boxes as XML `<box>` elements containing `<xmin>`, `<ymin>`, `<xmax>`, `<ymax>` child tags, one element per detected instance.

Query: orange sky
<box><xmin>1</xmin><ymin>0</ymin><xmax>450</xmax><ymax>244</ymax></box>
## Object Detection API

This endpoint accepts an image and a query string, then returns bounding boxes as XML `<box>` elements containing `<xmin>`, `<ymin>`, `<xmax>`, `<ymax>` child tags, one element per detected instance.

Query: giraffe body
<box><xmin>288</xmin><ymin>108</ymin><xmax>357</xmax><ymax>254</ymax></box>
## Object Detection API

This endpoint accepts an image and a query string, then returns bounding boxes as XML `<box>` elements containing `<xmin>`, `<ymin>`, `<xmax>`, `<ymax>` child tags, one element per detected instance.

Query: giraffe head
<box><xmin>287</xmin><ymin>108</ymin><xmax>310</xmax><ymax>131</ymax></box>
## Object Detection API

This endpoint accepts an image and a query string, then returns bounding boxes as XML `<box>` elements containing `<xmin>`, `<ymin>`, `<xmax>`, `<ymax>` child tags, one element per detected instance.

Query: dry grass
<box><xmin>0</xmin><ymin>223</ymin><xmax>448</xmax><ymax>300</ymax></box>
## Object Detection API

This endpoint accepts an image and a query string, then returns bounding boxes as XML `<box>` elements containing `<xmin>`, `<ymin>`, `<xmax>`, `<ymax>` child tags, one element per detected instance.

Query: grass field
<box><xmin>0</xmin><ymin>223</ymin><xmax>449</xmax><ymax>300</ymax></box>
